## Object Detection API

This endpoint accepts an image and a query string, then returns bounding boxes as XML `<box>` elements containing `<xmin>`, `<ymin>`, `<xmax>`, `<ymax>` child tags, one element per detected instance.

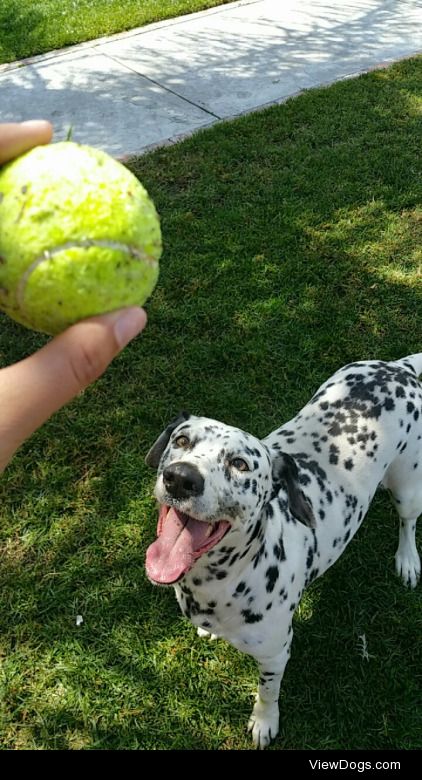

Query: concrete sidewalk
<box><xmin>1</xmin><ymin>0</ymin><xmax>421</xmax><ymax>157</ymax></box>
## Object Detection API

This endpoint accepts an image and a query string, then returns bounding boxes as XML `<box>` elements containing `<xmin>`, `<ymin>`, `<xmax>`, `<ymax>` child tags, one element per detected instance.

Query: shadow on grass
<box><xmin>0</xmin><ymin>57</ymin><xmax>421</xmax><ymax>749</ymax></box>
<box><xmin>0</xmin><ymin>2</ymin><xmax>45</xmax><ymax>63</ymax></box>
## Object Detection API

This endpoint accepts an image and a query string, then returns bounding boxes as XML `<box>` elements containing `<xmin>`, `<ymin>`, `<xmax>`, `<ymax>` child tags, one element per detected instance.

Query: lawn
<box><xmin>0</xmin><ymin>0</ymin><xmax>233</xmax><ymax>65</ymax></box>
<box><xmin>0</xmin><ymin>57</ymin><xmax>421</xmax><ymax>750</ymax></box>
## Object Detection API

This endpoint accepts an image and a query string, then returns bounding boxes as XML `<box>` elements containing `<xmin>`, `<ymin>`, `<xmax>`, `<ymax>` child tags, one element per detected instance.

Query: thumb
<box><xmin>0</xmin><ymin>307</ymin><xmax>146</xmax><ymax>470</ymax></box>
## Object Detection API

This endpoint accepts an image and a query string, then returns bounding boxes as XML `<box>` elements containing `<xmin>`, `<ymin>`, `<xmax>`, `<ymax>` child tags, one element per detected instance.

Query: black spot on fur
<box><xmin>306</xmin><ymin>548</ymin><xmax>314</xmax><ymax>569</ymax></box>
<box><xmin>265</xmin><ymin>566</ymin><xmax>279</xmax><ymax>593</ymax></box>
<box><xmin>242</xmin><ymin>609</ymin><xmax>263</xmax><ymax>624</ymax></box>
<box><xmin>329</xmin><ymin>444</ymin><xmax>339</xmax><ymax>465</ymax></box>
<box><xmin>273</xmin><ymin>538</ymin><xmax>286</xmax><ymax>561</ymax></box>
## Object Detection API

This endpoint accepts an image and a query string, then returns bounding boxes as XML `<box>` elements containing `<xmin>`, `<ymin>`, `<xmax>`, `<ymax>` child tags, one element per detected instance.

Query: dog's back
<box><xmin>266</xmin><ymin>354</ymin><xmax>422</xmax><ymax>500</ymax></box>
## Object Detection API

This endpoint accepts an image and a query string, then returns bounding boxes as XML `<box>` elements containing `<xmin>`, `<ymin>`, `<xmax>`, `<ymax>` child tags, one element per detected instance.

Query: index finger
<box><xmin>0</xmin><ymin>120</ymin><xmax>53</xmax><ymax>165</ymax></box>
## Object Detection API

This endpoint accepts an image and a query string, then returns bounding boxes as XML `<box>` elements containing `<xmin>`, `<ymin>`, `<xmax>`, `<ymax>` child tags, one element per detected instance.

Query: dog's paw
<box><xmin>395</xmin><ymin>549</ymin><xmax>421</xmax><ymax>589</ymax></box>
<box><xmin>247</xmin><ymin>699</ymin><xmax>279</xmax><ymax>749</ymax></box>
<box><xmin>197</xmin><ymin>626</ymin><xmax>218</xmax><ymax>640</ymax></box>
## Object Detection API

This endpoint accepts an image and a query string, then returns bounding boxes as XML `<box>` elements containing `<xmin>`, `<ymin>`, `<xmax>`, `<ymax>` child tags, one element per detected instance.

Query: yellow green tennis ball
<box><xmin>0</xmin><ymin>141</ymin><xmax>161</xmax><ymax>335</ymax></box>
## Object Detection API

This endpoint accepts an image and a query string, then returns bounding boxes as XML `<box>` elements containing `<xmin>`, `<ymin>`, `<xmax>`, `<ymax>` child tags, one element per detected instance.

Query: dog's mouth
<box><xmin>145</xmin><ymin>505</ymin><xmax>231</xmax><ymax>585</ymax></box>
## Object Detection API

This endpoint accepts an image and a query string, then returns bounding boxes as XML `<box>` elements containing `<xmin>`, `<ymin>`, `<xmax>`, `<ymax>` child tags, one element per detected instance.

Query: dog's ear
<box><xmin>272</xmin><ymin>452</ymin><xmax>315</xmax><ymax>527</ymax></box>
<box><xmin>145</xmin><ymin>411</ymin><xmax>190</xmax><ymax>469</ymax></box>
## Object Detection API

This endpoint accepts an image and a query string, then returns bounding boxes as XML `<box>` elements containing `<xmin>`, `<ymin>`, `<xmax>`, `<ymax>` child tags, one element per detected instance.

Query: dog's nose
<box><xmin>163</xmin><ymin>462</ymin><xmax>205</xmax><ymax>500</ymax></box>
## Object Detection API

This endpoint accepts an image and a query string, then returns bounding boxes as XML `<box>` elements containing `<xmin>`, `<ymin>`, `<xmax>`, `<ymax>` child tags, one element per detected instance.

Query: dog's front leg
<box><xmin>247</xmin><ymin>640</ymin><xmax>292</xmax><ymax>749</ymax></box>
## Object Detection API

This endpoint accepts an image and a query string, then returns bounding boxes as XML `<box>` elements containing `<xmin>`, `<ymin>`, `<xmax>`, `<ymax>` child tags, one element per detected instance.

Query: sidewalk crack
<box><xmin>104</xmin><ymin>53</ymin><xmax>222</xmax><ymax>120</ymax></box>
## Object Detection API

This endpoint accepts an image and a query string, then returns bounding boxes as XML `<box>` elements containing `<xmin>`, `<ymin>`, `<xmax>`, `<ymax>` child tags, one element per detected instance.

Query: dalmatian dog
<box><xmin>145</xmin><ymin>354</ymin><xmax>422</xmax><ymax>749</ymax></box>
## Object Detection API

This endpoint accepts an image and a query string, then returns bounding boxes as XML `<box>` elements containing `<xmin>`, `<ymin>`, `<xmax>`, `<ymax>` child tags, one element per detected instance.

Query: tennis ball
<box><xmin>0</xmin><ymin>141</ymin><xmax>161</xmax><ymax>335</ymax></box>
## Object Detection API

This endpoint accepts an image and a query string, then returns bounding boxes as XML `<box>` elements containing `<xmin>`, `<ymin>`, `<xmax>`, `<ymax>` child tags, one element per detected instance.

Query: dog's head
<box><xmin>145</xmin><ymin>413</ymin><xmax>314</xmax><ymax>584</ymax></box>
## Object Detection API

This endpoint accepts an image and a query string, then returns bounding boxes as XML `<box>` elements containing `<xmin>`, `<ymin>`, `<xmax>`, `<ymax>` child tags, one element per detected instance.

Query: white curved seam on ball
<box><xmin>16</xmin><ymin>239</ymin><xmax>159</xmax><ymax>311</ymax></box>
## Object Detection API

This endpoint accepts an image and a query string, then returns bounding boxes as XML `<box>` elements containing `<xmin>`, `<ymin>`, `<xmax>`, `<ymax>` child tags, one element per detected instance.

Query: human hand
<box><xmin>0</xmin><ymin>122</ymin><xmax>147</xmax><ymax>471</ymax></box>
<box><xmin>0</xmin><ymin>120</ymin><xmax>53</xmax><ymax>164</ymax></box>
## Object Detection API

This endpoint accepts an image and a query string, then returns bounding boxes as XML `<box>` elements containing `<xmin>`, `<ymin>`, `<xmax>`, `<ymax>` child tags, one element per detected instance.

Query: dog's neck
<box><xmin>179</xmin><ymin>506</ymin><xmax>278</xmax><ymax>590</ymax></box>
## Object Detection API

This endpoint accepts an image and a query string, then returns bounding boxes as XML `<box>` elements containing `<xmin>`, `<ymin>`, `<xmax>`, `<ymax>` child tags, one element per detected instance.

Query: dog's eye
<box><xmin>231</xmin><ymin>458</ymin><xmax>250</xmax><ymax>472</ymax></box>
<box><xmin>175</xmin><ymin>435</ymin><xmax>190</xmax><ymax>448</ymax></box>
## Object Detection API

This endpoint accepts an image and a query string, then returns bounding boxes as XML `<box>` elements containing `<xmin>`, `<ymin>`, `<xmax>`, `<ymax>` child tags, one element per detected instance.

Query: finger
<box><xmin>0</xmin><ymin>120</ymin><xmax>53</xmax><ymax>165</ymax></box>
<box><xmin>0</xmin><ymin>307</ymin><xmax>147</xmax><ymax>470</ymax></box>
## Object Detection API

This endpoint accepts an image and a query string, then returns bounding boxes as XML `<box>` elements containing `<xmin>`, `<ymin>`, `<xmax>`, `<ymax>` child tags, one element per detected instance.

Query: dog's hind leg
<box><xmin>385</xmin><ymin>480</ymin><xmax>421</xmax><ymax>588</ymax></box>
<box><xmin>383</xmin><ymin>448</ymin><xmax>421</xmax><ymax>589</ymax></box>
<box><xmin>395</xmin><ymin>516</ymin><xmax>420</xmax><ymax>589</ymax></box>
<box><xmin>247</xmin><ymin>641</ymin><xmax>291</xmax><ymax>749</ymax></box>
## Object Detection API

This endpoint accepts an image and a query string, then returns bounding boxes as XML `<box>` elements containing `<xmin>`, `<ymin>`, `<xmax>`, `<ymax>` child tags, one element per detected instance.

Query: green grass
<box><xmin>0</xmin><ymin>0</ymin><xmax>233</xmax><ymax>65</ymax></box>
<box><xmin>0</xmin><ymin>57</ymin><xmax>421</xmax><ymax>750</ymax></box>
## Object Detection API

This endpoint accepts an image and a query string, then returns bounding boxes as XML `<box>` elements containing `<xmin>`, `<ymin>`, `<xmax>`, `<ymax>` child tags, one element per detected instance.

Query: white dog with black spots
<box><xmin>145</xmin><ymin>354</ymin><xmax>422</xmax><ymax>748</ymax></box>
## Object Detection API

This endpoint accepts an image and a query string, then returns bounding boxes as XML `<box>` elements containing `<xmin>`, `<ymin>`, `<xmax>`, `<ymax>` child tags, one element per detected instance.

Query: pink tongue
<box><xmin>146</xmin><ymin>507</ymin><xmax>212</xmax><ymax>584</ymax></box>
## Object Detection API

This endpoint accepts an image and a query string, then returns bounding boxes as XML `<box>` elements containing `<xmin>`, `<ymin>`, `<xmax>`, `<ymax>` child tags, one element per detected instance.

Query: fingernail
<box><xmin>20</xmin><ymin>120</ymin><xmax>51</xmax><ymax>130</ymax></box>
<box><xmin>113</xmin><ymin>308</ymin><xmax>147</xmax><ymax>349</ymax></box>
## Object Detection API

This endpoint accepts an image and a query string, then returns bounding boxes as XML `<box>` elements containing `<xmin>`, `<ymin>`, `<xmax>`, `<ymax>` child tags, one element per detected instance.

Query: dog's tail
<box><xmin>394</xmin><ymin>353</ymin><xmax>422</xmax><ymax>378</ymax></box>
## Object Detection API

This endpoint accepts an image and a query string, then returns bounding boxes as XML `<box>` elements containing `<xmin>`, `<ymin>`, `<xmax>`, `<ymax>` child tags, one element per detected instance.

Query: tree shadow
<box><xmin>97</xmin><ymin>0</ymin><xmax>422</xmax><ymax>117</ymax></box>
